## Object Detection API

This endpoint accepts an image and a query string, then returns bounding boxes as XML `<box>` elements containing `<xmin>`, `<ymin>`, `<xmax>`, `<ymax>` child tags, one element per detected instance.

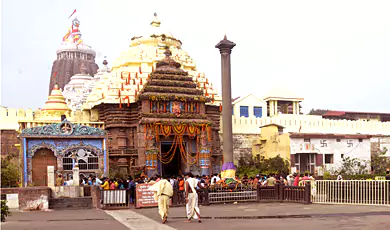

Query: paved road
<box><xmin>2</xmin><ymin>203</ymin><xmax>390</xmax><ymax>230</ymax></box>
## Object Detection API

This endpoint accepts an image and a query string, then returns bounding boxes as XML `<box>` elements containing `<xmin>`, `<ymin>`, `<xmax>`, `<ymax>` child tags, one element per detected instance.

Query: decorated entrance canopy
<box><xmin>20</xmin><ymin>120</ymin><xmax>107</xmax><ymax>187</ymax></box>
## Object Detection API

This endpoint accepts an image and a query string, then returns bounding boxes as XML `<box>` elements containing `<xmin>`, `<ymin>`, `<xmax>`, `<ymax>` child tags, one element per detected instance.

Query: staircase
<box><xmin>49</xmin><ymin>197</ymin><xmax>93</xmax><ymax>210</ymax></box>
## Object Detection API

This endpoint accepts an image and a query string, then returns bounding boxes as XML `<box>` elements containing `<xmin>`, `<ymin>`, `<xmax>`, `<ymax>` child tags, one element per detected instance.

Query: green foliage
<box><xmin>335</xmin><ymin>157</ymin><xmax>369</xmax><ymax>175</ymax></box>
<box><xmin>1</xmin><ymin>153</ymin><xmax>20</xmax><ymax>188</ymax></box>
<box><xmin>371</xmin><ymin>147</ymin><xmax>390</xmax><ymax>174</ymax></box>
<box><xmin>1</xmin><ymin>200</ymin><xmax>11</xmax><ymax>222</ymax></box>
<box><xmin>323</xmin><ymin>171</ymin><xmax>332</xmax><ymax>180</ymax></box>
<box><xmin>237</xmin><ymin>155</ymin><xmax>290</xmax><ymax>178</ymax></box>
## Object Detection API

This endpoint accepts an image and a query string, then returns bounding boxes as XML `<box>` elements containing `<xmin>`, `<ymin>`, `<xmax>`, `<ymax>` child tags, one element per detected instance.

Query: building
<box><xmin>322</xmin><ymin>110</ymin><xmax>390</xmax><ymax>122</ymax></box>
<box><xmin>253</xmin><ymin>124</ymin><xmax>371</xmax><ymax>175</ymax></box>
<box><xmin>253</xmin><ymin>124</ymin><xmax>290</xmax><ymax>161</ymax></box>
<box><xmin>20</xmin><ymin>119</ymin><xmax>107</xmax><ymax>186</ymax></box>
<box><xmin>49</xmin><ymin>17</ymin><xmax>99</xmax><ymax>94</ymax></box>
<box><xmin>289</xmin><ymin>133</ymin><xmax>371</xmax><ymax>175</ymax></box>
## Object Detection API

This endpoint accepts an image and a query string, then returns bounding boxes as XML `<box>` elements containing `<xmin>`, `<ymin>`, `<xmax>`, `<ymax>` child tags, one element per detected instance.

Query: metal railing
<box><xmin>101</xmin><ymin>189</ymin><xmax>129</xmax><ymax>208</ymax></box>
<box><xmin>209</xmin><ymin>184</ymin><xmax>257</xmax><ymax>203</ymax></box>
<box><xmin>312</xmin><ymin>180</ymin><xmax>390</xmax><ymax>206</ymax></box>
<box><xmin>258</xmin><ymin>184</ymin><xmax>311</xmax><ymax>204</ymax></box>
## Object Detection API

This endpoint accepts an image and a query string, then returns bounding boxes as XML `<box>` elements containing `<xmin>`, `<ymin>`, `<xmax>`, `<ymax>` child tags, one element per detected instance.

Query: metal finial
<box><xmin>224</xmin><ymin>34</ymin><xmax>227</xmax><ymax>40</ymax></box>
<box><xmin>154</xmin><ymin>12</ymin><xmax>157</xmax><ymax>17</ymax></box>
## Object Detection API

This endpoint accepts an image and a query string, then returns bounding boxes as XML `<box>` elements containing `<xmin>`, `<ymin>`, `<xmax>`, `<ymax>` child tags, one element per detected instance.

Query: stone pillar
<box><xmin>47</xmin><ymin>166</ymin><xmax>55</xmax><ymax>187</ymax></box>
<box><xmin>293</xmin><ymin>102</ymin><xmax>297</xmax><ymax>115</ymax></box>
<box><xmin>269</xmin><ymin>101</ymin><xmax>274</xmax><ymax>116</ymax></box>
<box><xmin>274</xmin><ymin>100</ymin><xmax>278</xmax><ymax>115</ymax></box>
<box><xmin>72</xmin><ymin>166</ymin><xmax>80</xmax><ymax>186</ymax></box>
<box><xmin>216</xmin><ymin>35</ymin><xmax>236</xmax><ymax>180</ymax></box>
<box><xmin>296</xmin><ymin>102</ymin><xmax>300</xmax><ymax>114</ymax></box>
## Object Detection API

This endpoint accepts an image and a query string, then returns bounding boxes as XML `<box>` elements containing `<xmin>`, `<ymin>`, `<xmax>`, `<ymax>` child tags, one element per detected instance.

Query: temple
<box><xmin>3</xmin><ymin>12</ymin><xmax>390</xmax><ymax>186</ymax></box>
<box><xmin>49</xmin><ymin>17</ymin><xmax>99</xmax><ymax>94</ymax></box>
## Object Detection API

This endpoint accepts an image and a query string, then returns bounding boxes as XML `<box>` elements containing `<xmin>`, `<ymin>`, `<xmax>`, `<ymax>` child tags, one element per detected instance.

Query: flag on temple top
<box><xmin>68</xmin><ymin>9</ymin><xmax>77</xmax><ymax>19</ymax></box>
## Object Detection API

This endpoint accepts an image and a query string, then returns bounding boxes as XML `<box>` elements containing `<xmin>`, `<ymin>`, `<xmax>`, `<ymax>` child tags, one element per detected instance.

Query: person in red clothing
<box><xmin>293</xmin><ymin>173</ymin><xmax>301</xmax><ymax>186</ymax></box>
<box><xmin>178</xmin><ymin>177</ymin><xmax>185</xmax><ymax>204</ymax></box>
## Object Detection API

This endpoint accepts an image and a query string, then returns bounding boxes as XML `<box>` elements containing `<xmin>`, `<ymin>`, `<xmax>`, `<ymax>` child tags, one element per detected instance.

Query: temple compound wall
<box><xmin>227</xmin><ymin>114</ymin><xmax>390</xmax><ymax>135</ymax></box>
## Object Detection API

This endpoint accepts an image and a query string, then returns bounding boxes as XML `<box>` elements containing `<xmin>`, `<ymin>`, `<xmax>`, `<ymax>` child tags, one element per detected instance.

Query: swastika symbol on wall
<box><xmin>320</xmin><ymin>140</ymin><xmax>327</xmax><ymax>148</ymax></box>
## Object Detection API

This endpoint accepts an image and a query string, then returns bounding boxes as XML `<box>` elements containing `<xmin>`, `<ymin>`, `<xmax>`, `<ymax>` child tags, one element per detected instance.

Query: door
<box><xmin>32</xmin><ymin>149</ymin><xmax>57</xmax><ymax>186</ymax></box>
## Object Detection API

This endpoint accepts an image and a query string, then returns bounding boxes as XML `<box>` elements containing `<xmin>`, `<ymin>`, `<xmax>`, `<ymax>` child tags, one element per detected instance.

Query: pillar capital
<box><xmin>215</xmin><ymin>35</ymin><xmax>236</xmax><ymax>54</ymax></box>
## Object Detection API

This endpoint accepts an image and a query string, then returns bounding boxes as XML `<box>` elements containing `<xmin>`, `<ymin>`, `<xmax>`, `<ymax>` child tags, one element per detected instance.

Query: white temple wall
<box><xmin>221</xmin><ymin>114</ymin><xmax>390</xmax><ymax>135</ymax></box>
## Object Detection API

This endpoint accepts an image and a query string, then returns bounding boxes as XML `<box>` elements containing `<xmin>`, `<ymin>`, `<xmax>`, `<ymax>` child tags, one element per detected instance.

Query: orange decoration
<box><xmin>121</xmin><ymin>83</ymin><xmax>124</xmax><ymax>91</ymax></box>
<box><xmin>135</xmin><ymin>90</ymin><xmax>138</xmax><ymax>97</ymax></box>
<box><xmin>140</xmin><ymin>78</ymin><xmax>143</xmax><ymax>85</ymax></box>
<box><xmin>152</xmin><ymin>65</ymin><xmax>155</xmax><ymax>72</ymax></box>
<box><xmin>128</xmin><ymin>72</ymin><xmax>131</xmax><ymax>82</ymax></box>
<box><xmin>119</xmin><ymin>98</ymin><xmax>122</xmax><ymax>108</ymax></box>
<box><xmin>118</xmin><ymin>90</ymin><xmax>121</xmax><ymax>98</ymax></box>
<box><xmin>219</xmin><ymin>103</ymin><xmax>222</xmax><ymax>112</ymax></box>
<box><xmin>133</xmin><ymin>79</ymin><xmax>135</xmax><ymax>85</ymax></box>
<box><xmin>148</xmin><ymin>74</ymin><xmax>150</xmax><ymax>79</ymax></box>
<box><xmin>139</xmin><ymin>66</ymin><xmax>142</xmax><ymax>74</ymax></box>
<box><xmin>136</xmin><ymin>72</ymin><xmax>138</xmax><ymax>79</ymax></box>
<box><xmin>121</xmin><ymin>72</ymin><xmax>123</xmax><ymax>79</ymax></box>
<box><xmin>205</xmin><ymin>89</ymin><xmax>209</xmax><ymax>96</ymax></box>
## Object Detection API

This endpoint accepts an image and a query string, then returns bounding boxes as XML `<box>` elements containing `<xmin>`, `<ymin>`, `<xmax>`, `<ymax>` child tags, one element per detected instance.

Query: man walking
<box><xmin>149</xmin><ymin>175</ymin><xmax>173</xmax><ymax>224</ymax></box>
<box><xmin>185</xmin><ymin>172</ymin><xmax>204</xmax><ymax>223</ymax></box>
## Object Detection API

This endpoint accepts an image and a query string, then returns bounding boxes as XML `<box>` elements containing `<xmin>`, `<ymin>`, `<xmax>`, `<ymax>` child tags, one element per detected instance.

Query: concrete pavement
<box><xmin>2</xmin><ymin>203</ymin><xmax>390</xmax><ymax>230</ymax></box>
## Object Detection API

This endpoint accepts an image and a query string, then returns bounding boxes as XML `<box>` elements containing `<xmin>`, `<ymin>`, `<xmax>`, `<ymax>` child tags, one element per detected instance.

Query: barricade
<box><xmin>313</xmin><ymin>180</ymin><xmax>390</xmax><ymax>206</ymax></box>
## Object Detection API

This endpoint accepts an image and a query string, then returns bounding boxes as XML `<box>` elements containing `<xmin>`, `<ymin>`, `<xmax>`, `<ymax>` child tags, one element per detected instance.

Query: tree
<box><xmin>236</xmin><ymin>155</ymin><xmax>290</xmax><ymax>178</ymax></box>
<box><xmin>308</xmin><ymin>108</ymin><xmax>330</xmax><ymax>116</ymax></box>
<box><xmin>371</xmin><ymin>147</ymin><xmax>390</xmax><ymax>174</ymax></box>
<box><xmin>1</xmin><ymin>153</ymin><xmax>20</xmax><ymax>188</ymax></box>
<box><xmin>336</xmin><ymin>157</ymin><xmax>369</xmax><ymax>175</ymax></box>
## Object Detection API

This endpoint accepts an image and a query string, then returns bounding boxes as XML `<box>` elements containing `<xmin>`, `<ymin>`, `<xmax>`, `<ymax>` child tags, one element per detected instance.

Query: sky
<box><xmin>2</xmin><ymin>0</ymin><xmax>390</xmax><ymax>114</ymax></box>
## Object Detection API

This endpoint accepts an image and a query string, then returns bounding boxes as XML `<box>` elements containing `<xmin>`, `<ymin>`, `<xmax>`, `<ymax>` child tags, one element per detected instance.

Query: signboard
<box><xmin>136</xmin><ymin>183</ymin><xmax>158</xmax><ymax>208</ymax></box>
<box><xmin>135</xmin><ymin>183</ymin><xmax>173</xmax><ymax>208</ymax></box>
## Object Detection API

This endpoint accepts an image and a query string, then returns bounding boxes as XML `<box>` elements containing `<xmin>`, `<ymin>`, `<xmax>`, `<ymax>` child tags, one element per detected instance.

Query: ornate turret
<box><xmin>35</xmin><ymin>85</ymin><xmax>71</xmax><ymax>121</ymax></box>
<box><xmin>49</xmin><ymin>16</ymin><xmax>99</xmax><ymax>95</ymax></box>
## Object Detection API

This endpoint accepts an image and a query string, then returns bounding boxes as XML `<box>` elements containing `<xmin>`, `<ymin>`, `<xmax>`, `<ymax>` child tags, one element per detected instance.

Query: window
<box><xmin>358</xmin><ymin>138</ymin><xmax>363</xmax><ymax>142</ymax></box>
<box><xmin>304</xmin><ymin>138</ymin><xmax>311</xmax><ymax>143</ymax></box>
<box><xmin>325</xmin><ymin>154</ymin><xmax>334</xmax><ymax>164</ymax></box>
<box><xmin>62</xmin><ymin>148</ymin><xmax>99</xmax><ymax>171</ymax></box>
<box><xmin>341</xmin><ymin>154</ymin><xmax>344</xmax><ymax>159</ymax></box>
<box><xmin>254</xmin><ymin>107</ymin><xmax>262</xmax><ymax>118</ymax></box>
<box><xmin>336</xmin><ymin>139</ymin><xmax>341</xmax><ymax>142</ymax></box>
<box><xmin>232</xmin><ymin>107</ymin><xmax>234</xmax><ymax>115</ymax></box>
<box><xmin>240</xmin><ymin>106</ymin><xmax>249</xmax><ymax>117</ymax></box>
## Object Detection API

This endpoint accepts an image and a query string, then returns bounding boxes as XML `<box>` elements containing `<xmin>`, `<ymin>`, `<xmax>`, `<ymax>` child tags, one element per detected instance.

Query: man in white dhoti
<box><xmin>185</xmin><ymin>172</ymin><xmax>204</xmax><ymax>223</ymax></box>
<box><xmin>148</xmin><ymin>175</ymin><xmax>173</xmax><ymax>224</ymax></box>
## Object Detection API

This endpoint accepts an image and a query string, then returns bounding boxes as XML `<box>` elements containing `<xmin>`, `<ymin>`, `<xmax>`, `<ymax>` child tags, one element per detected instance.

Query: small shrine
<box><xmin>20</xmin><ymin>119</ymin><xmax>107</xmax><ymax>186</ymax></box>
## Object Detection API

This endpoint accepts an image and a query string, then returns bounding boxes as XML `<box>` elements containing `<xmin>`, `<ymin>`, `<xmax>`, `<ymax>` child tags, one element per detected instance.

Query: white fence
<box><xmin>101</xmin><ymin>189</ymin><xmax>127</xmax><ymax>206</ymax></box>
<box><xmin>312</xmin><ymin>180</ymin><xmax>390</xmax><ymax>206</ymax></box>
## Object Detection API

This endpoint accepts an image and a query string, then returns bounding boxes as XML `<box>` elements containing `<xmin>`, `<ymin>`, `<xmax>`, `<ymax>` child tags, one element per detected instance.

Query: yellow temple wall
<box><xmin>0</xmin><ymin>107</ymin><xmax>104</xmax><ymax>131</ymax></box>
<box><xmin>0</xmin><ymin>107</ymin><xmax>34</xmax><ymax>130</ymax></box>
<box><xmin>222</xmin><ymin>114</ymin><xmax>390</xmax><ymax>135</ymax></box>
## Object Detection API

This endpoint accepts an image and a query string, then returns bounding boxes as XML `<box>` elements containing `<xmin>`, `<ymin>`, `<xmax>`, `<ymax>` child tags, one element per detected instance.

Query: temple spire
<box><xmin>151</xmin><ymin>12</ymin><xmax>161</xmax><ymax>28</ymax></box>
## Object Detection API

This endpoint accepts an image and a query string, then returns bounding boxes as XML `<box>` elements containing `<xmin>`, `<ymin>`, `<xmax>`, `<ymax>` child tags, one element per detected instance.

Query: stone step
<box><xmin>49</xmin><ymin>197</ymin><xmax>93</xmax><ymax>210</ymax></box>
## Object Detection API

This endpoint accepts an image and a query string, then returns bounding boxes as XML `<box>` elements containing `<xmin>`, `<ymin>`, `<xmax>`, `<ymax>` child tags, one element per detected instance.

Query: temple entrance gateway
<box><xmin>32</xmin><ymin>149</ymin><xmax>57</xmax><ymax>186</ymax></box>
<box><xmin>160</xmin><ymin>142</ymin><xmax>183</xmax><ymax>176</ymax></box>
